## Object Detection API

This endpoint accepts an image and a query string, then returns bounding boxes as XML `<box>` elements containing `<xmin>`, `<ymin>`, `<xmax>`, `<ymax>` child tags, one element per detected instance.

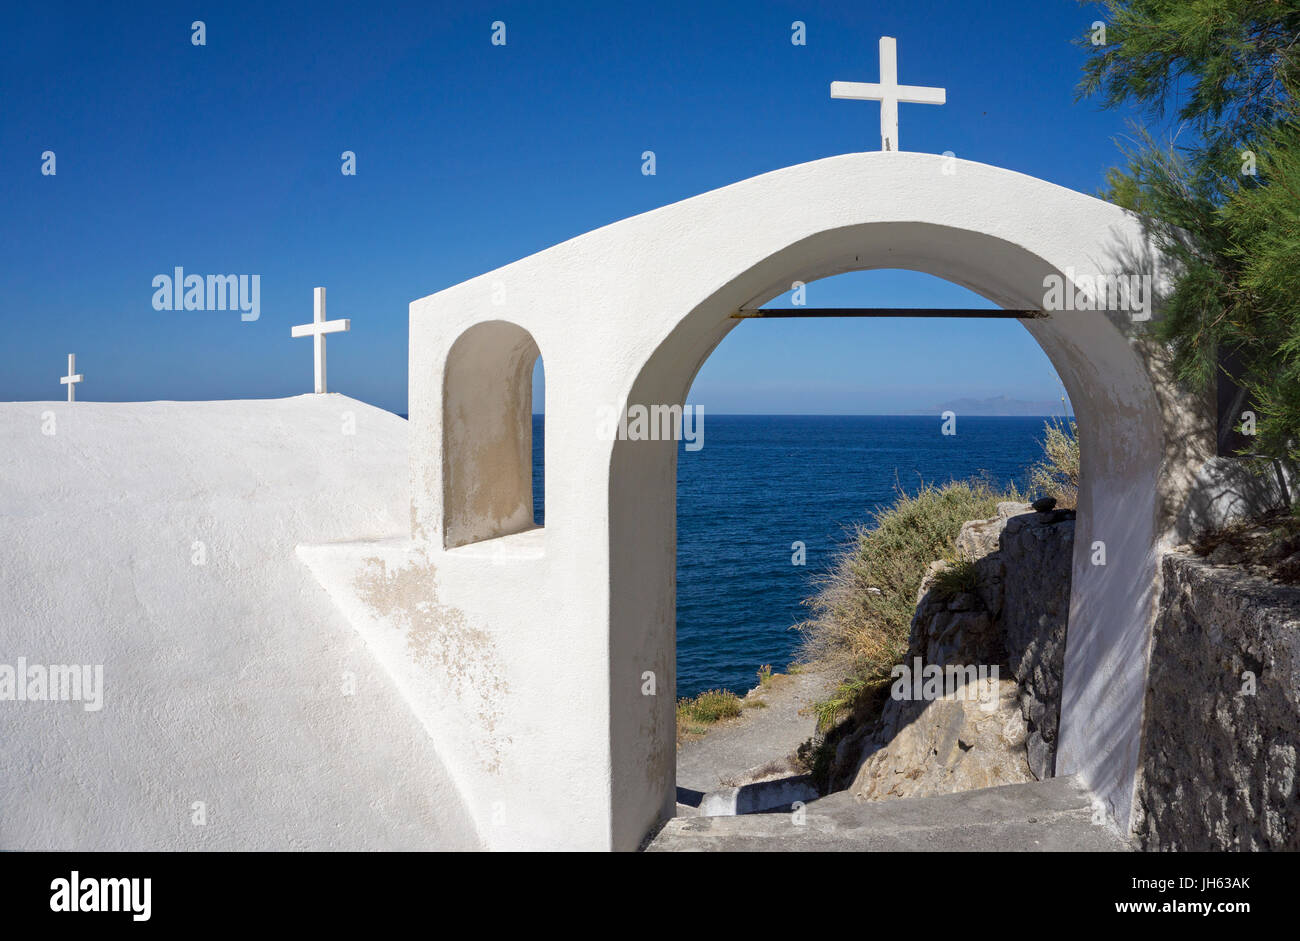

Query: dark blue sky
<box><xmin>1</xmin><ymin>0</ymin><xmax>1134</xmax><ymax>413</ymax></box>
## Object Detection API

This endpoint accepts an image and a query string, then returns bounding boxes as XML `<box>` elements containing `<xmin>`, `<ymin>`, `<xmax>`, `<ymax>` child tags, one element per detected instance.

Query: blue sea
<box><xmin>530</xmin><ymin>414</ymin><xmax>1058</xmax><ymax>698</ymax></box>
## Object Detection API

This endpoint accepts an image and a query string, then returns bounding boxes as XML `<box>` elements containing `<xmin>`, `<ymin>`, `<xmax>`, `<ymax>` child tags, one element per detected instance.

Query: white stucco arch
<box><xmin>396</xmin><ymin>152</ymin><xmax>1213</xmax><ymax>850</ymax></box>
<box><xmin>608</xmin><ymin>221</ymin><xmax>1166</xmax><ymax>849</ymax></box>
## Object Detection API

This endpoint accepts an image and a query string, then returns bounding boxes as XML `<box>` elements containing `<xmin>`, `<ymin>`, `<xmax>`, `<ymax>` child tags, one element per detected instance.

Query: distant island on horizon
<box><xmin>908</xmin><ymin>395</ymin><xmax>1073</xmax><ymax>417</ymax></box>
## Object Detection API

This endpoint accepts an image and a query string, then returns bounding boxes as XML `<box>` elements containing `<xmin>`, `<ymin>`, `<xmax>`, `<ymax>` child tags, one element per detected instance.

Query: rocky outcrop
<box><xmin>838</xmin><ymin>503</ymin><xmax>1074</xmax><ymax>802</ymax></box>
<box><xmin>1135</xmin><ymin>551</ymin><xmax>1300</xmax><ymax>850</ymax></box>
<box><xmin>850</xmin><ymin>669</ymin><xmax>1033</xmax><ymax>801</ymax></box>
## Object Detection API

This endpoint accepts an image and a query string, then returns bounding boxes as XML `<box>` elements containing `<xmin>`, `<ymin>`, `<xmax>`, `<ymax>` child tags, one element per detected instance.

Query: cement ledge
<box><xmin>649</xmin><ymin>776</ymin><xmax>1131</xmax><ymax>852</ymax></box>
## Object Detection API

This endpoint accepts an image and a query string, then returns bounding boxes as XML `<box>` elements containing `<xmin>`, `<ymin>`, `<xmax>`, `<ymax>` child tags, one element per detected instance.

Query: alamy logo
<box><xmin>152</xmin><ymin>267</ymin><xmax>260</xmax><ymax>321</ymax></box>
<box><xmin>890</xmin><ymin>657</ymin><xmax>1000</xmax><ymax>712</ymax></box>
<box><xmin>0</xmin><ymin>659</ymin><xmax>103</xmax><ymax>711</ymax></box>
<box><xmin>1042</xmin><ymin>267</ymin><xmax>1152</xmax><ymax>321</ymax></box>
<box><xmin>50</xmin><ymin>871</ymin><xmax>150</xmax><ymax>921</ymax></box>
<box><xmin>595</xmin><ymin>404</ymin><xmax>704</xmax><ymax>451</ymax></box>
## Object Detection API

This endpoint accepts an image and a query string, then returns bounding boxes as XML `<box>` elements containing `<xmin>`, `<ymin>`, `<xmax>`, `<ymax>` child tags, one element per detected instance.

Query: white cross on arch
<box><xmin>831</xmin><ymin>36</ymin><xmax>946</xmax><ymax>152</ymax></box>
<box><xmin>291</xmin><ymin>287</ymin><xmax>351</xmax><ymax>394</ymax></box>
<box><xmin>60</xmin><ymin>353</ymin><xmax>83</xmax><ymax>402</ymax></box>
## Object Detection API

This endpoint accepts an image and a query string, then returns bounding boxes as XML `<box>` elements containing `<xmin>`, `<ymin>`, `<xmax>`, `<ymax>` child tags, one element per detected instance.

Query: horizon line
<box><xmin>517</xmin><ymin>411</ymin><xmax>1076</xmax><ymax>418</ymax></box>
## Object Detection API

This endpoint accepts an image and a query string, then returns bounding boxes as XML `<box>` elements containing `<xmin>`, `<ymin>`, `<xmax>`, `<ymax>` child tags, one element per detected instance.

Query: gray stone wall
<box><xmin>1135</xmin><ymin>552</ymin><xmax>1300</xmax><ymax>850</ymax></box>
<box><xmin>961</xmin><ymin>504</ymin><xmax>1074</xmax><ymax>779</ymax></box>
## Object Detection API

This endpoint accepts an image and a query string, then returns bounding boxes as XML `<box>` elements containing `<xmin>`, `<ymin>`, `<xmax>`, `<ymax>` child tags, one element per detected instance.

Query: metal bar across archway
<box><xmin>733</xmin><ymin>307</ymin><xmax>1049</xmax><ymax>319</ymax></box>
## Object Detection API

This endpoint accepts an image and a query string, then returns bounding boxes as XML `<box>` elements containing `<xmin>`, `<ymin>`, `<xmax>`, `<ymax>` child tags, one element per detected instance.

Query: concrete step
<box><xmin>688</xmin><ymin>774</ymin><xmax>821</xmax><ymax>817</ymax></box>
<box><xmin>647</xmin><ymin>775</ymin><xmax>1131</xmax><ymax>852</ymax></box>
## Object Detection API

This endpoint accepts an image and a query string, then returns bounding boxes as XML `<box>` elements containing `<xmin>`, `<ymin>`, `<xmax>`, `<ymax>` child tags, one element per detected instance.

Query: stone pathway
<box><xmin>675</xmin><ymin>663</ymin><xmax>838</xmax><ymax>811</ymax></box>
<box><xmin>650</xmin><ymin>775</ymin><xmax>1130</xmax><ymax>851</ymax></box>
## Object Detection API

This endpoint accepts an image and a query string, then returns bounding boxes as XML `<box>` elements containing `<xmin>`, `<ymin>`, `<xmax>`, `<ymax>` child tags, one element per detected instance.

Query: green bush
<box><xmin>796</xmin><ymin>478</ymin><xmax>1017</xmax><ymax>683</ymax></box>
<box><xmin>676</xmin><ymin>688</ymin><xmax>743</xmax><ymax>736</ymax></box>
<box><xmin>1079</xmin><ymin>1</ymin><xmax>1300</xmax><ymax>492</ymax></box>
<box><xmin>930</xmin><ymin>557</ymin><xmax>980</xmax><ymax>600</ymax></box>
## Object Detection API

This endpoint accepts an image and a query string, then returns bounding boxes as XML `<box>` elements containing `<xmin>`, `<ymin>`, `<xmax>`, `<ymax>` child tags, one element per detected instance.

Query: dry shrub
<box><xmin>1027</xmin><ymin>418</ymin><xmax>1079</xmax><ymax>509</ymax></box>
<box><xmin>796</xmin><ymin>478</ymin><xmax>1016</xmax><ymax>683</ymax></box>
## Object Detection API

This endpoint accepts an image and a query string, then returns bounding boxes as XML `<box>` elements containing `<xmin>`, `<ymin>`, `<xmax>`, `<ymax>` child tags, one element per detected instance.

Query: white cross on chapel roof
<box><xmin>291</xmin><ymin>287</ymin><xmax>350</xmax><ymax>394</ymax></box>
<box><xmin>60</xmin><ymin>353</ymin><xmax>83</xmax><ymax>402</ymax></box>
<box><xmin>831</xmin><ymin>36</ymin><xmax>946</xmax><ymax>152</ymax></box>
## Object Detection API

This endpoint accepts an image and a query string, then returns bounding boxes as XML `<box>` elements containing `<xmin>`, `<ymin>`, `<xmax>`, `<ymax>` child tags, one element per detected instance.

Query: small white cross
<box><xmin>291</xmin><ymin>287</ymin><xmax>351</xmax><ymax>394</ymax></box>
<box><xmin>831</xmin><ymin>36</ymin><xmax>946</xmax><ymax>152</ymax></box>
<box><xmin>60</xmin><ymin>353</ymin><xmax>83</xmax><ymax>402</ymax></box>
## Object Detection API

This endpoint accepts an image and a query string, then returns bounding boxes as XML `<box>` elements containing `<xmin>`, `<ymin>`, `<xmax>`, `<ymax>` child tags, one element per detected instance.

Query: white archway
<box><xmin>391</xmin><ymin>152</ymin><xmax>1214</xmax><ymax>850</ymax></box>
<box><xmin>608</xmin><ymin>221</ymin><xmax>1166</xmax><ymax>848</ymax></box>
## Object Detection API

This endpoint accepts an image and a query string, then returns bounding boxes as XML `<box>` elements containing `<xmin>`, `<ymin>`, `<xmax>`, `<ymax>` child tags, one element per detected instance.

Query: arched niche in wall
<box><xmin>442</xmin><ymin>320</ymin><xmax>541</xmax><ymax>549</ymax></box>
